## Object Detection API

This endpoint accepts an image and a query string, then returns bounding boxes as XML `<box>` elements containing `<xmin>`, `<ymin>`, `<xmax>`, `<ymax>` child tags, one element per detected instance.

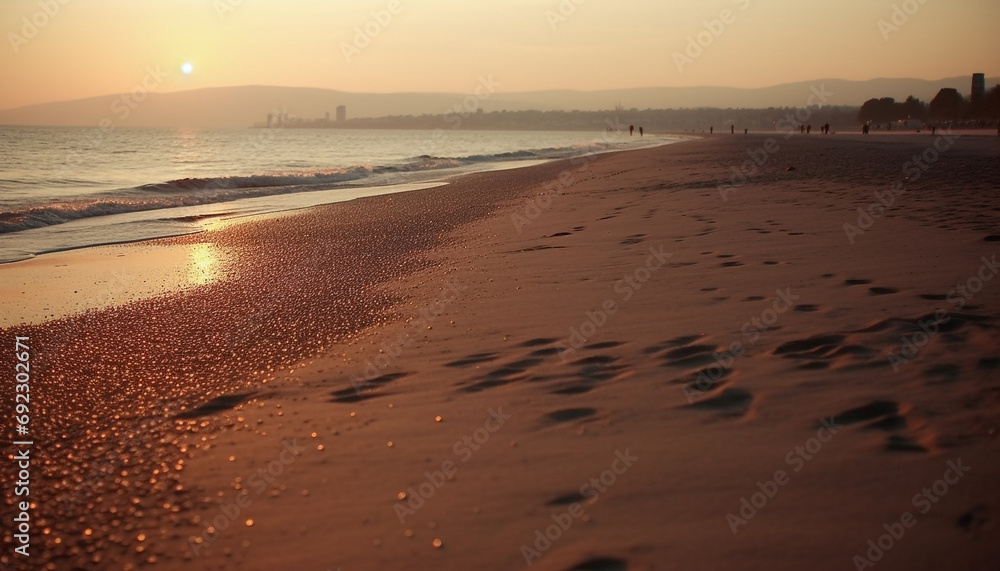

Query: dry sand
<box><xmin>2</xmin><ymin>133</ymin><xmax>999</xmax><ymax>570</ymax></box>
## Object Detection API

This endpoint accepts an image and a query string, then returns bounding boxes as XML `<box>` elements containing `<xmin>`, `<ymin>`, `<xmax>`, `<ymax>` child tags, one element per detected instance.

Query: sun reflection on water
<box><xmin>187</xmin><ymin>243</ymin><xmax>225</xmax><ymax>286</ymax></box>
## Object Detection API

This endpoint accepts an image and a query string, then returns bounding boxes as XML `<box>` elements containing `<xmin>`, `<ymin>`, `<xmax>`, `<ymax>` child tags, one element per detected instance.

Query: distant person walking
<box><xmin>710</xmin><ymin>126</ymin><xmax>713</xmax><ymax>135</ymax></box>
<box><xmin>639</xmin><ymin>126</ymin><xmax>644</xmax><ymax>137</ymax></box>
<box><xmin>744</xmin><ymin>128</ymin><xmax>748</xmax><ymax>135</ymax></box>
<box><xmin>731</xmin><ymin>125</ymin><xmax>735</xmax><ymax>134</ymax></box>
<box><xmin>629</xmin><ymin>125</ymin><xmax>634</xmax><ymax>136</ymax></box>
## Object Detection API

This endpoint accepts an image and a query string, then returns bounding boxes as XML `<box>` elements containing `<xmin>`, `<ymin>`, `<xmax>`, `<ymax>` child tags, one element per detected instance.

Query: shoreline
<box><xmin>0</xmin><ymin>141</ymin><xmax>683</xmax><ymax>325</ymax></box>
<box><xmin>3</xmin><ymin>135</ymin><xmax>999</xmax><ymax>570</ymax></box>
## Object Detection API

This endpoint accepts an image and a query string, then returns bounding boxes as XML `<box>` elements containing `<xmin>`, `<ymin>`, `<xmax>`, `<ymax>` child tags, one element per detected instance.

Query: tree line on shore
<box><xmin>262</xmin><ymin>86</ymin><xmax>1000</xmax><ymax>133</ymax></box>
<box><xmin>859</xmin><ymin>85</ymin><xmax>1000</xmax><ymax>126</ymax></box>
<box><xmin>282</xmin><ymin>106</ymin><xmax>863</xmax><ymax>133</ymax></box>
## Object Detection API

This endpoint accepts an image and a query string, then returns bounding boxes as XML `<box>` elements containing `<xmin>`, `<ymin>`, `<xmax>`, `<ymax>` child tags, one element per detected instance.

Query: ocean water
<box><xmin>0</xmin><ymin>126</ymin><xmax>679</xmax><ymax>263</ymax></box>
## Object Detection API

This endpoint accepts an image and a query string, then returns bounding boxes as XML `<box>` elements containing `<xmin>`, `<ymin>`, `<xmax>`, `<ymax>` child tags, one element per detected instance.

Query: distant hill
<box><xmin>0</xmin><ymin>76</ymin><xmax>993</xmax><ymax>129</ymax></box>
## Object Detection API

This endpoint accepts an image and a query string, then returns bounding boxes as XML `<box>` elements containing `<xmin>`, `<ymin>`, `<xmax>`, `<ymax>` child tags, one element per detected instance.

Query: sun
<box><xmin>181</xmin><ymin>62</ymin><xmax>193</xmax><ymax>75</ymax></box>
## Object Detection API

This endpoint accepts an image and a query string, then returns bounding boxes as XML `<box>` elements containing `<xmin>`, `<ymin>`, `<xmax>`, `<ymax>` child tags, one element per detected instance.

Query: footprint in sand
<box><xmin>983</xmin><ymin>235</ymin><xmax>1000</xmax><ymax>242</ymax></box>
<box><xmin>620</xmin><ymin>234</ymin><xmax>646</xmax><ymax>245</ymax></box>
<box><xmin>774</xmin><ymin>334</ymin><xmax>846</xmax><ymax>357</ymax></box>
<box><xmin>520</xmin><ymin>337</ymin><xmax>560</xmax><ymax>348</ymax></box>
<box><xmin>775</xmin><ymin>334</ymin><xmax>884</xmax><ymax>370</ymax></box>
<box><xmin>843</xmin><ymin>278</ymin><xmax>872</xmax><ymax>286</ymax></box>
<box><xmin>459</xmin><ymin>362</ymin><xmax>533</xmax><ymax>393</ymax></box>
<box><xmin>671</xmin><ymin>367</ymin><xmax>734</xmax><ymax>394</ymax></box>
<box><xmin>957</xmin><ymin>505</ymin><xmax>990</xmax><ymax>534</ymax></box>
<box><xmin>545</xmin><ymin>407</ymin><xmax>598</xmax><ymax>424</ymax></box>
<box><xmin>825</xmin><ymin>400</ymin><xmax>932</xmax><ymax>453</ymax></box>
<box><xmin>923</xmin><ymin>363</ymin><xmax>961</xmax><ymax>384</ymax></box>
<box><xmin>546</xmin><ymin>492</ymin><xmax>588</xmax><ymax>506</ymax></box>
<box><xmin>828</xmin><ymin>400</ymin><xmax>899</xmax><ymax>426</ymax></box>
<box><xmin>445</xmin><ymin>352</ymin><xmax>500</xmax><ymax>367</ymax></box>
<box><xmin>512</xmin><ymin>245</ymin><xmax>568</xmax><ymax>253</ymax></box>
<box><xmin>659</xmin><ymin>344</ymin><xmax>722</xmax><ymax>369</ymax></box>
<box><xmin>686</xmin><ymin>388</ymin><xmax>754</xmax><ymax>417</ymax></box>
<box><xmin>586</xmin><ymin>341</ymin><xmax>625</xmax><ymax>350</ymax></box>
<box><xmin>919</xmin><ymin>293</ymin><xmax>948</xmax><ymax>301</ymax></box>
<box><xmin>329</xmin><ymin>372</ymin><xmax>409</xmax><ymax>403</ymax></box>
<box><xmin>869</xmin><ymin>286</ymin><xmax>900</xmax><ymax>296</ymax></box>
<box><xmin>641</xmin><ymin>334</ymin><xmax>704</xmax><ymax>355</ymax></box>
<box><xmin>885</xmin><ymin>435</ymin><xmax>930</xmax><ymax>453</ymax></box>
<box><xmin>551</xmin><ymin>354</ymin><xmax>629</xmax><ymax>395</ymax></box>
<box><xmin>978</xmin><ymin>357</ymin><xmax>1000</xmax><ymax>370</ymax></box>
<box><xmin>176</xmin><ymin>392</ymin><xmax>255</xmax><ymax>418</ymax></box>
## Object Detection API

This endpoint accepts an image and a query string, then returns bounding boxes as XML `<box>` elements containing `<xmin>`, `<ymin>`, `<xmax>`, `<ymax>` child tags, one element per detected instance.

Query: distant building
<box><xmin>971</xmin><ymin>73</ymin><xmax>986</xmax><ymax>103</ymax></box>
<box><xmin>325</xmin><ymin>111</ymin><xmax>330</xmax><ymax>121</ymax></box>
<box><xmin>336</xmin><ymin>105</ymin><xmax>346</xmax><ymax>123</ymax></box>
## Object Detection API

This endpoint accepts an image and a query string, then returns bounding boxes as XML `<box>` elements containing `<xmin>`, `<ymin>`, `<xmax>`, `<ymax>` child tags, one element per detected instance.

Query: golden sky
<box><xmin>2</xmin><ymin>0</ymin><xmax>998</xmax><ymax>109</ymax></box>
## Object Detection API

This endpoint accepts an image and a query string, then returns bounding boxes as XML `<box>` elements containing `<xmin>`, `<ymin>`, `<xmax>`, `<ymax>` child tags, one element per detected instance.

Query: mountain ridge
<box><xmin>1</xmin><ymin>76</ymin><xmax>994</xmax><ymax>129</ymax></box>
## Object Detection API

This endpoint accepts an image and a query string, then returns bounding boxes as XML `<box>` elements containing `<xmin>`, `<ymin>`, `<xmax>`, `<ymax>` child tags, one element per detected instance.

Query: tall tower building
<box><xmin>336</xmin><ymin>105</ymin><xmax>346</xmax><ymax>123</ymax></box>
<box><xmin>971</xmin><ymin>73</ymin><xmax>986</xmax><ymax>103</ymax></box>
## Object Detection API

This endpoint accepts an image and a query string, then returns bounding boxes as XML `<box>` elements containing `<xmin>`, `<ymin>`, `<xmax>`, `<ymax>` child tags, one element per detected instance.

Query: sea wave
<box><xmin>0</xmin><ymin>142</ymin><xmax>619</xmax><ymax>235</ymax></box>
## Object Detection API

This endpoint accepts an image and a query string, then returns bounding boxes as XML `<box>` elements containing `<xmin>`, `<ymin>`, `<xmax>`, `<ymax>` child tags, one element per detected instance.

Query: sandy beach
<box><xmin>3</xmin><ymin>133</ymin><xmax>1000</xmax><ymax>570</ymax></box>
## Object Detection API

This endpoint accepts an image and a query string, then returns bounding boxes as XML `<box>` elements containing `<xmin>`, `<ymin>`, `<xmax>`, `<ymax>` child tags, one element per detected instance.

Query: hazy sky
<box><xmin>2</xmin><ymin>0</ymin><xmax>998</xmax><ymax>109</ymax></box>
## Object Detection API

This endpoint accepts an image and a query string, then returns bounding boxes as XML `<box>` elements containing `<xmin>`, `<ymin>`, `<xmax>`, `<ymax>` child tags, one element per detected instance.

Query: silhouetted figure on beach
<box><xmin>862</xmin><ymin>123</ymin><xmax>870</xmax><ymax>135</ymax></box>
<box><xmin>710</xmin><ymin>126</ymin><xmax>713</xmax><ymax>135</ymax></box>
<box><xmin>800</xmin><ymin>125</ymin><xmax>805</xmax><ymax>134</ymax></box>
<box><xmin>629</xmin><ymin>125</ymin><xmax>634</xmax><ymax>136</ymax></box>
<box><xmin>744</xmin><ymin>128</ymin><xmax>748</xmax><ymax>135</ymax></box>
<box><xmin>806</xmin><ymin>125</ymin><xmax>812</xmax><ymax>134</ymax></box>
<box><xmin>639</xmin><ymin>126</ymin><xmax>644</xmax><ymax>136</ymax></box>
<box><xmin>731</xmin><ymin>125</ymin><xmax>735</xmax><ymax>134</ymax></box>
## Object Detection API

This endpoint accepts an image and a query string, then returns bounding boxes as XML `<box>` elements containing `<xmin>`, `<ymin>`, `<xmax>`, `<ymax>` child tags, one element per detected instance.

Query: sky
<box><xmin>2</xmin><ymin>0</ymin><xmax>999</xmax><ymax>110</ymax></box>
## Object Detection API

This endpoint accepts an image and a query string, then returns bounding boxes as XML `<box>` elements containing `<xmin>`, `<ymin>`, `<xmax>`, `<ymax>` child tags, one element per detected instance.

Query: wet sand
<box><xmin>2</xmin><ymin>134</ymin><xmax>999</xmax><ymax>570</ymax></box>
